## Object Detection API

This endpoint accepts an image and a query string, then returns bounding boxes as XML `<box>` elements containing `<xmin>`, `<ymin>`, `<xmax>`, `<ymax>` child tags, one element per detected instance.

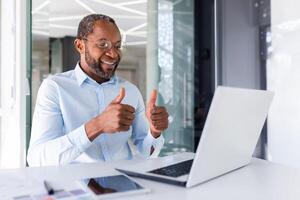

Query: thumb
<box><xmin>111</xmin><ymin>87</ymin><xmax>125</xmax><ymax>104</ymax></box>
<box><xmin>148</xmin><ymin>89</ymin><xmax>157</xmax><ymax>108</ymax></box>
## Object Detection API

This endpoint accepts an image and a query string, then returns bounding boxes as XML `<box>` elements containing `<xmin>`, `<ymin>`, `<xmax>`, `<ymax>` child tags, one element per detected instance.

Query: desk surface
<box><xmin>1</xmin><ymin>153</ymin><xmax>300</xmax><ymax>200</ymax></box>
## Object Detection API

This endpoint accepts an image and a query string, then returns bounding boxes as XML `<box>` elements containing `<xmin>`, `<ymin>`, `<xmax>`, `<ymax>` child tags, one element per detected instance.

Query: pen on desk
<box><xmin>44</xmin><ymin>180</ymin><xmax>55</xmax><ymax>195</ymax></box>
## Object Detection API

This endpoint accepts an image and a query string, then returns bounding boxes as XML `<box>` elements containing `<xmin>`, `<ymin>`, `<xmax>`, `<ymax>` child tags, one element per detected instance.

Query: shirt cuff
<box><xmin>66</xmin><ymin>125</ymin><xmax>92</xmax><ymax>152</ymax></box>
<box><xmin>144</xmin><ymin>130</ymin><xmax>165</xmax><ymax>158</ymax></box>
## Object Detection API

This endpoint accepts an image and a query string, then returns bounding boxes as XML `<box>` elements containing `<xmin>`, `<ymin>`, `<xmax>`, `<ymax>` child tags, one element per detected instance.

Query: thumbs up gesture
<box><xmin>146</xmin><ymin>89</ymin><xmax>169</xmax><ymax>138</ymax></box>
<box><xmin>86</xmin><ymin>87</ymin><xmax>135</xmax><ymax>141</ymax></box>
<box><xmin>111</xmin><ymin>87</ymin><xmax>126</xmax><ymax>104</ymax></box>
<box><xmin>101</xmin><ymin>87</ymin><xmax>135</xmax><ymax>132</ymax></box>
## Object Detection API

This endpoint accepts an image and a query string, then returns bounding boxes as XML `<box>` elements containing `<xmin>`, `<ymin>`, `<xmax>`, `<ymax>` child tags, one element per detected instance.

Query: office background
<box><xmin>0</xmin><ymin>0</ymin><xmax>298</xmax><ymax>169</ymax></box>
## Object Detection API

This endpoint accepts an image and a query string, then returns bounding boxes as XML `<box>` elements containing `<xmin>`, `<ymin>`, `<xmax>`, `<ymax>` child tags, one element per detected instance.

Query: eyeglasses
<box><xmin>83</xmin><ymin>38</ymin><xmax>123</xmax><ymax>52</ymax></box>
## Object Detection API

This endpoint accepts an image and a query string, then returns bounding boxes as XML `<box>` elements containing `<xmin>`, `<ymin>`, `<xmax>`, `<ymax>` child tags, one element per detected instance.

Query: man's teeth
<box><xmin>102</xmin><ymin>61</ymin><xmax>115</xmax><ymax>65</ymax></box>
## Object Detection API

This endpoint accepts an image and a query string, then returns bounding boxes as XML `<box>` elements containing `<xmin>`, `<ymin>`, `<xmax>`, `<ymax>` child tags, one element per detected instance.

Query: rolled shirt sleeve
<box><xmin>144</xmin><ymin>130</ymin><xmax>165</xmax><ymax>158</ymax></box>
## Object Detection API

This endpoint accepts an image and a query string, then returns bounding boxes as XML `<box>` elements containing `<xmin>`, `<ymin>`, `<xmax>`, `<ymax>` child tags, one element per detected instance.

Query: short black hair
<box><xmin>76</xmin><ymin>14</ymin><xmax>116</xmax><ymax>39</ymax></box>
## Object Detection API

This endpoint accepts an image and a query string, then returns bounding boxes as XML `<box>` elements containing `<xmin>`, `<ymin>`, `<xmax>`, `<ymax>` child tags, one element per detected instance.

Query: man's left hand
<box><xmin>146</xmin><ymin>89</ymin><xmax>169</xmax><ymax>138</ymax></box>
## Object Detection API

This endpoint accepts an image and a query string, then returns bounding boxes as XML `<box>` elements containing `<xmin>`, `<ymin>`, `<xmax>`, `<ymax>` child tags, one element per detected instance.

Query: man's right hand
<box><xmin>85</xmin><ymin>87</ymin><xmax>135</xmax><ymax>141</ymax></box>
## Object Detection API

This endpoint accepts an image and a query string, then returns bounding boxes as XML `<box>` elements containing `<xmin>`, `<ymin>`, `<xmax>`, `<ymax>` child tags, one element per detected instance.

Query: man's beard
<box><xmin>85</xmin><ymin>48</ymin><xmax>119</xmax><ymax>80</ymax></box>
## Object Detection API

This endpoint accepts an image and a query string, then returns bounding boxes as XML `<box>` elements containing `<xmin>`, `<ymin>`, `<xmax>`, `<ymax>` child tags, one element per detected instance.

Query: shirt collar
<box><xmin>75</xmin><ymin>63</ymin><xmax>88</xmax><ymax>86</ymax></box>
<box><xmin>75</xmin><ymin>62</ymin><xmax>117</xmax><ymax>86</ymax></box>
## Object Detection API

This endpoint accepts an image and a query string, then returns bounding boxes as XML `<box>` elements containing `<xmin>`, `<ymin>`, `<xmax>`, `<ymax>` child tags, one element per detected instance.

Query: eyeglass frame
<box><xmin>81</xmin><ymin>38</ymin><xmax>124</xmax><ymax>52</ymax></box>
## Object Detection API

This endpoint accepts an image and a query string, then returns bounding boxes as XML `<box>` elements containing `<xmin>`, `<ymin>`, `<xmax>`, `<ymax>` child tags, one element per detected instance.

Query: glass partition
<box><xmin>147</xmin><ymin>0</ymin><xmax>194</xmax><ymax>155</ymax></box>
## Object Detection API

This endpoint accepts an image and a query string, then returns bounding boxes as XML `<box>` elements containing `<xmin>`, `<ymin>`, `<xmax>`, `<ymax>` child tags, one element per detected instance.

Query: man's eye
<box><xmin>98</xmin><ymin>42</ymin><xmax>109</xmax><ymax>48</ymax></box>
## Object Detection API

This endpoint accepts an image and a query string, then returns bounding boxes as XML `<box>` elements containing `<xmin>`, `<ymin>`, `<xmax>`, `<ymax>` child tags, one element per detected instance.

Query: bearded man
<box><xmin>27</xmin><ymin>14</ymin><xmax>169</xmax><ymax>166</ymax></box>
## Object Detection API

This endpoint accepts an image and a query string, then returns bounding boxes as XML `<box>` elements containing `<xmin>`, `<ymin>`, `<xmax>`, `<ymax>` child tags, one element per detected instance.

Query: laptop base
<box><xmin>116</xmin><ymin>169</ymin><xmax>187</xmax><ymax>187</ymax></box>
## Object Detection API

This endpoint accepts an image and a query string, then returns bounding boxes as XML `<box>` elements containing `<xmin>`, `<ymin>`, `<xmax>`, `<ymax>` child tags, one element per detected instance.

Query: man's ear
<box><xmin>74</xmin><ymin>39</ymin><xmax>85</xmax><ymax>54</ymax></box>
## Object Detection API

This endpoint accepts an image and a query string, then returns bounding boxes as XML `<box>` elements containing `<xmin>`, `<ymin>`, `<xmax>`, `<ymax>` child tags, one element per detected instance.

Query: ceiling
<box><xmin>32</xmin><ymin>0</ymin><xmax>147</xmax><ymax>46</ymax></box>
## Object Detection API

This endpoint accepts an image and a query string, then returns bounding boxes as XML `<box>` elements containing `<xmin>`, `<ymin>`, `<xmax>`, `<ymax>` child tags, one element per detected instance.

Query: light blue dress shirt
<box><xmin>27</xmin><ymin>64</ymin><xmax>164</xmax><ymax>166</ymax></box>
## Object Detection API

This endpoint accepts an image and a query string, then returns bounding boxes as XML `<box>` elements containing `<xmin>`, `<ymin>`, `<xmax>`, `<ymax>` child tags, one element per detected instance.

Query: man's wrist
<box><xmin>85</xmin><ymin>117</ymin><xmax>104</xmax><ymax>141</ymax></box>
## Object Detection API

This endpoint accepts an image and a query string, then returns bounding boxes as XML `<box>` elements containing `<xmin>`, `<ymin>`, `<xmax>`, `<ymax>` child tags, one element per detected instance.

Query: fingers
<box><xmin>120</xmin><ymin>112</ymin><xmax>135</xmax><ymax>123</ymax></box>
<box><xmin>149</xmin><ymin>107</ymin><xmax>168</xmax><ymax>122</ymax></box>
<box><xmin>149</xmin><ymin>106</ymin><xmax>169</xmax><ymax>132</ymax></box>
<box><xmin>150</xmin><ymin>112</ymin><xmax>169</xmax><ymax>120</ymax></box>
<box><xmin>111</xmin><ymin>87</ymin><xmax>125</xmax><ymax>104</ymax></box>
<box><xmin>150</xmin><ymin>106</ymin><xmax>167</xmax><ymax>115</ymax></box>
<box><xmin>97</xmin><ymin>87</ymin><xmax>138</xmax><ymax>134</ymax></box>
<box><xmin>122</xmin><ymin>104</ymin><xmax>135</xmax><ymax>113</ymax></box>
<box><xmin>107</xmin><ymin>103</ymin><xmax>135</xmax><ymax>113</ymax></box>
<box><xmin>151</xmin><ymin>120</ymin><xmax>169</xmax><ymax>130</ymax></box>
<box><xmin>118</xmin><ymin>109</ymin><xmax>135</xmax><ymax>126</ymax></box>
<box><xmin>119</xmin><ymin>117</ymin><xmax>134</xmax><ymax>126</ymax></box>
<box><xmin>108</xmin><ymin>104</ymin><xmax>135</xmax><ymax>129</ymax></box>
<box><xmin>114</xmin><ymin>115</ymin><xmax>134</xmax><ymax>131</ymax></box>
<box><xmin>147</xmin><ymin>89</ymin><xmax>157</xmax><ymax>108</ymax></box>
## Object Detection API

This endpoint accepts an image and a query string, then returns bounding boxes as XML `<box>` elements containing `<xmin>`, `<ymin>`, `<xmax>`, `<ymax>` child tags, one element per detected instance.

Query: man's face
<box><xmin>82</xmin><ymin>21</ymin><xmax>122</xmax><ymax>81</ymax></box>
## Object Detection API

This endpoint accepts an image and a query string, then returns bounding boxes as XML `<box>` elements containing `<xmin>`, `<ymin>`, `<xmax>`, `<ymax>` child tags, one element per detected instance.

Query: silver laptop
<box><xmin>117</xmin><ymin>86</ymin><xmax>274</xmax><ymax>188</ymax></box>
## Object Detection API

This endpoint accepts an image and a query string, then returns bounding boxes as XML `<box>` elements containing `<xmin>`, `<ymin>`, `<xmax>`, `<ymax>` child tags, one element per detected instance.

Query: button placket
<box><xmin>97</xmin><ymin>85</ymin><xmax>111</xmax><ymax>161</ymax></box>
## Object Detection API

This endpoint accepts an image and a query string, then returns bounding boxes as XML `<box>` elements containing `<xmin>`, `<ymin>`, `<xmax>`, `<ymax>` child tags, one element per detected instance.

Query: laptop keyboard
<box><xmin>148</xmin><ymin>159</ymin><xmax>193</xmax><ymax>178</ymax></box>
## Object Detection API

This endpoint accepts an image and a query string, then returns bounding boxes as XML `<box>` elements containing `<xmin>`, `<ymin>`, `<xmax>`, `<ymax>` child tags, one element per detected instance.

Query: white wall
<box><xmin>267</xmin><ymin>0</ymin><xmax>300</xmax><ymax>167</ymax></box>
<box><xmin>0</xmin><ymin>0</ymin><xmax>27</xmax><ymax>168</ymax></box>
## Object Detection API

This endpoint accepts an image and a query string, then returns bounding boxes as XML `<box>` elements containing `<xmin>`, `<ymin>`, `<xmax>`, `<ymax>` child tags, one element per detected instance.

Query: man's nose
<box><xmin>105</xmin><ymin>48</ymin><xmax>119</xmax><ymax>58</ymax></box>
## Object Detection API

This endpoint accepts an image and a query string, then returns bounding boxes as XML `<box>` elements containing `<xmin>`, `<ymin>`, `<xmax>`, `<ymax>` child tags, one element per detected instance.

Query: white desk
<box><xmin>1</xmin><ymin>153</ymin><xmax>300</xmax><ymax>200</ymax></box>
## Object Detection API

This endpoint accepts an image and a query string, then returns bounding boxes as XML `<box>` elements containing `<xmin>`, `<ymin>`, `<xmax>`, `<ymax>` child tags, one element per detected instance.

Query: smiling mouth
<box><xmin>102</xmin><ymin>60</ymin><xmax>117</xmax><ymax>65</ymax></box>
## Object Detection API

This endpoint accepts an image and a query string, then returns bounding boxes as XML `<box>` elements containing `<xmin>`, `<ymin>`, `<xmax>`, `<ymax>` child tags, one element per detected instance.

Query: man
<box><xmin>27</xmin><ymin>14</ymin><xmax>169</xmax><ymax>166</ymax></box>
